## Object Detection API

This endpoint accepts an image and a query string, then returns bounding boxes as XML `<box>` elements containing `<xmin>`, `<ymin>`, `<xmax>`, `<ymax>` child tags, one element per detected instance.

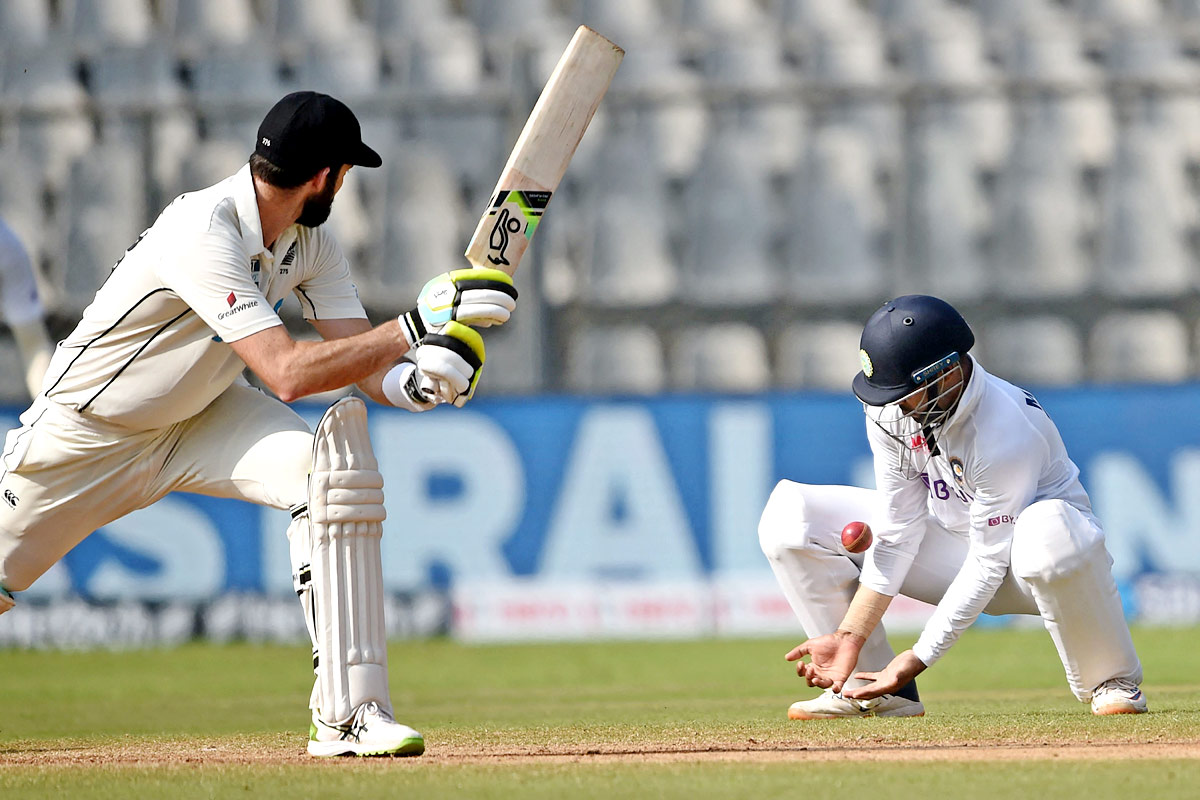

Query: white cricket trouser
<box><xmin>758</xmin><ymin>480</ymin><xmax>1143</xmax><ymax>701</ymax></box>
<box><xmin>0</xmin><ymin>384</ymin><xmax>312</xmax><ymax>593</ymax></box>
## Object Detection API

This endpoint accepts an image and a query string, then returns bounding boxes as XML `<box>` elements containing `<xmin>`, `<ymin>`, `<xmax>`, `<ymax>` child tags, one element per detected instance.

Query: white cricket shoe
<box><xmin>307</xmin><ymin>701</ymin><xmax>426</xmax><ymax>757</ymax></box>
<box><xmin>1090</xmin><ymin>678</ymin><xmax>1148</xmax><ymax>716</ymax></box>
<box><xmin>788</xmin><ymin>689</ymin><xmax>925</xmax><ymax>720</ymax></box>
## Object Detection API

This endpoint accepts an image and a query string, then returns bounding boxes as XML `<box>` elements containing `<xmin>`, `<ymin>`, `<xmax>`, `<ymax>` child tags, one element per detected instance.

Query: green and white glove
<box><xmin>383</xmin><ymin>322</ymin><xmax>486</xmax><ymax>410</ymax></box>
<box><xmin>398</xmin><ymin>268</ymin><xmax>517</xmax><ymax>349</ymax></box>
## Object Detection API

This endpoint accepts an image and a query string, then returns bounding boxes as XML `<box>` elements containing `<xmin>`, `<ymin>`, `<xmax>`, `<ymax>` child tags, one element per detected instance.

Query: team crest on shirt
<box><xmin>859</xmin><ymin>349</ymin><xmax>874</xmax><ymax>378</ymax></box>
<box><xmin>949</xmin><ymin>456</ymin><xmax>966</xmax><ymax>485</ymax></box>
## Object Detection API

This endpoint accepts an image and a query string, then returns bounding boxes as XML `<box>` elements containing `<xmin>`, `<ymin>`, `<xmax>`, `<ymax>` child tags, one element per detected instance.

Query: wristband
<box><xmin>398</xmin><ymin>309</ymin><xmax>427</xmax><ymax>350</ymax></box>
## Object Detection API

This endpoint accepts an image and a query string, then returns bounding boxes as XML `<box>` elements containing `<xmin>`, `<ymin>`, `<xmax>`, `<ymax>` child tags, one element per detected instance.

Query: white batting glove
<box><xmin>413</xmin><ymin>322</ymin><xmax>486</xmax><ymax>408</ymax></box>
<box><xmin>380</xmin><ymin>361</ymin><xmax>438</xmax><ymax>412</ymax></box>
<box><xmin>398</xmin><ymin>268</ymin><xmax>517</xmax><ymax>349</ymax></box>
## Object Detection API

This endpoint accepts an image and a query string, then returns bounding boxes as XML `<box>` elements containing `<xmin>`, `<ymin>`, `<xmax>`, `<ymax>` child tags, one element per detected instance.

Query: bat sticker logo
<box><xmin>488</xmin><ymin>207</ymin><xmax>523</xmax><ymax>266</ymax></box>
<box><xmin>485</xmin><ymin>190</ymin><xmax>553</xmax><ymax>266</ymax></box>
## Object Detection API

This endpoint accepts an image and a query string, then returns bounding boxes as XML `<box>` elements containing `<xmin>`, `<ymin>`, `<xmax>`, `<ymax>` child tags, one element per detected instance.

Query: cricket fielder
<box><xmin>0</xmin><ymin>92</ymin><xmax>518</xmax><ymax>756</ymax></box>
<box><xmin>0</xmin><ymin>217</ymin><xmax>54</xmax><ymax>398</ymax></box>
<box><xmin>759</xmin><ymin>295</ymin><xmax>1147</xmax><ymax>718</ymax></box>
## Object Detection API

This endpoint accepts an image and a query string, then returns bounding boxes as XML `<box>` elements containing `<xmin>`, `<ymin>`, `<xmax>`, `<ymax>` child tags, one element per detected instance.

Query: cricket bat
<box><xmin>464</xmin><ymin>25</ymin><xmax>624</xmax><ymax>277</ymax></box>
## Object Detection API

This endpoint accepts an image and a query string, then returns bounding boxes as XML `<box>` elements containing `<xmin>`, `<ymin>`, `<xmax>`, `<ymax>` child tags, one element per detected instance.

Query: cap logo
<box><xmin>261</xmin><ymin>137</ymin><xmax>271</xmax><ymax>147</ymax></box>
<box><xmin>859</xmin><ymin>349</ymin><xmax>874</xmax><ymax>378</ymax></box>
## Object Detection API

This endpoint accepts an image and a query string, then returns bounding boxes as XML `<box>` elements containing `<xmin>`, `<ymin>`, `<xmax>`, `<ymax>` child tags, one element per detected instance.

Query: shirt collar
<box><xmin>232</xmin><ymin>164</ymin><xmax>268</xmax><ymax>258</ymax></box>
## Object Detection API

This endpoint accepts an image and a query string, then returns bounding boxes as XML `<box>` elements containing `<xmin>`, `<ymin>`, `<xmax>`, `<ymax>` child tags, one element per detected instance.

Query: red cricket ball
<box><xmin>841</xmin><ymin>521</ymin><xmax>873</xmax><ymax>554</ymax></box>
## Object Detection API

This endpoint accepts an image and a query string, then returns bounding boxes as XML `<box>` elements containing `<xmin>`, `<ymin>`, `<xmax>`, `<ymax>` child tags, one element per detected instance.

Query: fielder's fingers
<box><xmin>784</xmin><ymin>644</ymin><xmax>806</xmax><ymax>662</ymax></box>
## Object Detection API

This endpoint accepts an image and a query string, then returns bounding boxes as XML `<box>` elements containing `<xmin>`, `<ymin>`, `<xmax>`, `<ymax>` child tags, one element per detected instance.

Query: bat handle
<box><xmin>418</xmin><ymin>374</ymin><xmax>443</xmax><ymax>403</ymax></box>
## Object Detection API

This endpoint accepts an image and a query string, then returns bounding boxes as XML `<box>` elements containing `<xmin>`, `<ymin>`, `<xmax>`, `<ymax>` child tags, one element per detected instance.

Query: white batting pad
<box><xmin>302</xmin><ymin>397</ymin><xmax>391</xmax><ymax>725</ymax></box>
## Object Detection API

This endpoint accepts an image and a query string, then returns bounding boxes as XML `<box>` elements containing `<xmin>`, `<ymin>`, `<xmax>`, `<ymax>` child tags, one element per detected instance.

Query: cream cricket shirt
<box><xmin>43</xmin><ymin>165</ymin><xmax>367</xmax><ymax>431</ymax></box>
<box><xmin>860</xmin><ymin>359</ymin><xmax>1095</xmax><ymax>666</ymax></box>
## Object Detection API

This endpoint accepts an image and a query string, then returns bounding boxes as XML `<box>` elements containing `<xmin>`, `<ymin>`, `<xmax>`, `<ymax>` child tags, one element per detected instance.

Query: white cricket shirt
<box><xmin>43</xmin><ymin>165</ymin><xmax>367</xmax><ymax>430</ymax></box>
<box><xmin>859</xmin><ymin>359</ymin><xmax>1094</xmax><ymax>666</ymax></box>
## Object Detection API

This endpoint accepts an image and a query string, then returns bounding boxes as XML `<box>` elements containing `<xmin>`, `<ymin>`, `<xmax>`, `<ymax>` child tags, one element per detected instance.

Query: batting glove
<box><xmin>398</xmin><ymin>268</ymin><xmax>517</xmax><ymax>349</ymax></box>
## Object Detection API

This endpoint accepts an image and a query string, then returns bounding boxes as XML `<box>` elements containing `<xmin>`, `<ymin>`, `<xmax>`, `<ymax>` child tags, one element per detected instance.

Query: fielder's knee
<box><xmin>758</xmin><ymin>480</ymin><xmax>816</xmax><ymax>560</ymax></box>
<box><xmin>1010</xmin><ymin>499</ymin><xmax>1103</xmax><ymax>584</ymax></box>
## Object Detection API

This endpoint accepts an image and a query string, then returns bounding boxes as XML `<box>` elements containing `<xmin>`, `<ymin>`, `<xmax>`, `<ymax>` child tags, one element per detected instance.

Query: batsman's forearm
<box><xmin>837</xmin><ymin>585</ymin><xmax>893</xmax><ymax>640</ymax></box>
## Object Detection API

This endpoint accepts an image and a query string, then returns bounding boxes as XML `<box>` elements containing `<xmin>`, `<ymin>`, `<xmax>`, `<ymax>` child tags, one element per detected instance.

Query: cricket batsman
<box><xmin>0</xmin><ymin>92</ymin><xmax>518</xmax><ymax>756</ymax></box>
<box><xmin>758</xmin><ymin>295</ymin><xmax>1147</xmax><ymax>719</ymax></box>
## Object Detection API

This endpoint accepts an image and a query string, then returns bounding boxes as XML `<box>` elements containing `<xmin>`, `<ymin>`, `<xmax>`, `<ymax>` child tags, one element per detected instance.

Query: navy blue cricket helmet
<box><xmin>852</xmin><ymin>295</ymin><xmax>975</xmax><ymax>406</ymax></box>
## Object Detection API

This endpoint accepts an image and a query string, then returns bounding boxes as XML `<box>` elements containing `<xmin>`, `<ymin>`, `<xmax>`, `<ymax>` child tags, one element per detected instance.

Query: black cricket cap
<box><xmin>852</xmin><ymin>295</ymin><xmax>975</xmax><ymax>406</ymax></box>
<box><xmin>255</xmin><ymin>91</ymin><xmax>382</xmax><ymax>176</ymax></box>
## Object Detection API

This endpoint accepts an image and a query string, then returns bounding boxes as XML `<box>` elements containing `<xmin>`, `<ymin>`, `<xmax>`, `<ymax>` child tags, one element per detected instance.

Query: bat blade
<box><xmin>464</xmin><ymin>25</ymin><xmax>623</xmax><ymax>276</ymax></box>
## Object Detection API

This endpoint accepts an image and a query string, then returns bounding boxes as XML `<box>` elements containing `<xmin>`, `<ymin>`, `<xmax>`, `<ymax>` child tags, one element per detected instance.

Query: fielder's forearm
<box><xmin>837</xmin><ymin>584</ymin><xmax>893</xmax><ymax>641</ymax></box>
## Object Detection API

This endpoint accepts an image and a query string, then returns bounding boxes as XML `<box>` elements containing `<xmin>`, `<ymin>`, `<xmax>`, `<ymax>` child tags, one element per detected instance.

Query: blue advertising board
<box><xmin>3</xmin><ymin>382</ymin><xmax>1200</xmax><ymax>645</ymax></box>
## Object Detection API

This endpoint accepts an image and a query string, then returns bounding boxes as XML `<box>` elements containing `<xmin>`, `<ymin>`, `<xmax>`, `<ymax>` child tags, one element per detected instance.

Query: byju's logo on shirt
<box><xmin>988</xmin><ymin>514</ymin><xmax>1016</xmax><ymax>527</ymax></box>
<box><xmin>219</xmin><ymin>291</ymin><xmax>259</xmax><ymax>320</ymax></box>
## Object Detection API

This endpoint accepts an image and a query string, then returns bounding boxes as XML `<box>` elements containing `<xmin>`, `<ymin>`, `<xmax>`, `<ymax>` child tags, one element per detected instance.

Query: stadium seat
<box><xmin>88</xmin><ymin>43</ymin><xmax>184</xmax><ymax>111</ymax></box>
<box><xmin>783</xmin><ymin>125</ymin><xmax>887</xmax><ymax>302</ymax></box>
<box><xmin>146</xmin><ymin>108</ymin><xmax>202</xmax><ymax>204</ymax></box>
<box><xmin>375</xmin><ymin>146</ymin><xmax>465</xmax><ymax>304</ymax></box>
<box><xmin>566</xmin><ymin>325</ymin><xmax>666</xmax><ymax>394</ymax></box>
<box><xmin>165</xmin><ymin>0</ymin><xmax>258</xmax><ymax>53</ymax></box>
<box><xmin>62</xmin><ymin>0</ymin><xmax>157</xmax><ymax>54</ymax></box>
<box><xmin>700</xmin><ymin>31</ymin><xmax>806</xmax><ymax>174</ymax></box>
<box><xmin>571</xmin><ymin>125</ymin><xmax>676</xmax><ymax>307</ymax></box>
<box><xmin>1</xmin><ymin>43</ymin><xmax>88</xmax><ymax>113</ymax></box>
<box><xmin>11</xmin><ymin>116</ymin><xmax>95</xmax><ymax>196</ymax></box>
<box><xmin>775</xmin><ymin>0</ymin><xmax>876</xmax><ymax>36</ymax></box>
<box><xmin>1104</xmin><ymin>24</ymin><xmax>1194</xmax><ymax>81</ymax></box>
<box><xmin>680</xmin><ymin>126</ymin><xmax>777</xmax><ymax>305</ymax></box>
<box><xmin>176</xmin><ymin>137</ymin><xmax>250</xmax><ymax>195</ymax></box>
<box><xmin>0</xmin><ymin>0</ymin><xmax>54</xmax><ymax>47</ymax></box>
<box><xmin>372</xmin><ymin>0</ymin><xmax>461</xmax><ymax>41</ymax></box>
<box><xmin>1074</xmin><ymin>0</ymin><xmax>1162</xmax><ymax>28</ymax></box>
<box><xmin>982</xmin><ymin>316</ymin><xmax>1086</xmax><ymax>386</ymax></box>
<box><xmin>895</xmin><ymin>7</ymin><xmax>992</xmax><ymax>85</ymax></box>
<box><xmin>189</xmin><ymin>46</ymin><xmax>291</xmax><ymax>109</ymax></box>
<box><xmin>61</xmin><ymin>141</ymin><xmax>146</xmax><ymax>309</ymax></box>
<box><xmin>674</xmin><ymin>0</ymin><xmax>768</xmax><ymax>34</ymax></box>
<box><xmin>464</xmin><ymin>0</ymin><xmax>564</xmax><ymax>41</ymax></box>
<box><xmin>671</xmin><ymin>323</ymin><xmax>772</xmax><ymax>392</ymax></box>
<box><xmin>775</xmin><ymin>321</ymin><xmax>863</xmax><ymax>390</ymax></box>
<box><xmin>292</xmin><ymin>36</ymin><xmax>384</xmax><ymax>104</ymax></box>
<box><xmin>1096</xmin><ymin>123</ymin><xmax>1195</xmax><ymax>297</ymax></box>
<box><xmin>991</xmin><ymin>115</ymin><xmax>1091</xmax><ymax>298</ymax></box>
<box><xmin>400</xmin><ymin>23</ymin><xmax>486</xmax><ymax>95</ymax></box>
<box><xmin>575</xmin><ymin>0</ymin><xmax>664</xmax><ymax>41</ymax></box>
<box><xmin>905</xmin><ymin>126</ymin><xmax>988</xmax><ymax>300</ymax></box>
<box><xmin>267</xmin><ymin>0</ymin><xmax>366</xmax><ymax>46</ymax></box>
<box><xmin>1091</xmin><ymin>311</ymin><xmax>1190</xmax><ymax>382</ymax></box>
<box><xmin>608</xmin><ymin>38</ymin><xmax>708</xmax><ymax>179</ymax></box>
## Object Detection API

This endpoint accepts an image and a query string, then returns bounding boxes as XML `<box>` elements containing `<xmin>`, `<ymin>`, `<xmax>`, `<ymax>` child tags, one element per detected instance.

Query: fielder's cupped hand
<box><xmin>784</xmin><ymin>632</ymin><xmax>864</xmax><ymax>694</ymax></box>
<box><xmin>843</xmin><ymin>650</ymin><xmax>927</xmax><ymax>701</ymax></box>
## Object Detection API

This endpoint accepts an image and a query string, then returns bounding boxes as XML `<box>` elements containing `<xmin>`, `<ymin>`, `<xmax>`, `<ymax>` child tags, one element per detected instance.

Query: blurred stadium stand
<box><xmin>3</xmin><ymin>0</ymin><xmax>1200</xmax><ymax>400</ymax></box>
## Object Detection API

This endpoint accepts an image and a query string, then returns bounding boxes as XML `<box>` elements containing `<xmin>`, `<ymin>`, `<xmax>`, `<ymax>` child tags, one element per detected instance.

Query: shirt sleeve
<box><xmin>859</xmin><ymin>418</ymin><xmax>930</xmax><ymax>597</ymax></box>
<box><xmin>160</xmin><ymin>226</ymin><xmax>283</xmax><ymax>344</ymax></box>
<box><xmin>911</xmin><ymin>425</ymin><xmax>1045</xmax><ymax>666</ymax></box>
<box><xmin>292</xmin><ymin>228</ymin><xmax>368</xmax><ymax>322</ymax></box>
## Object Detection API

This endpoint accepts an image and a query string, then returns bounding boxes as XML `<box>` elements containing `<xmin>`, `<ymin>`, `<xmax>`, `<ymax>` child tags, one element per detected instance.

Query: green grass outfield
<box><xmin>1</xmin><ymin>625</ymin><xmax>1198</xmax><ymax>799</ymax></box>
